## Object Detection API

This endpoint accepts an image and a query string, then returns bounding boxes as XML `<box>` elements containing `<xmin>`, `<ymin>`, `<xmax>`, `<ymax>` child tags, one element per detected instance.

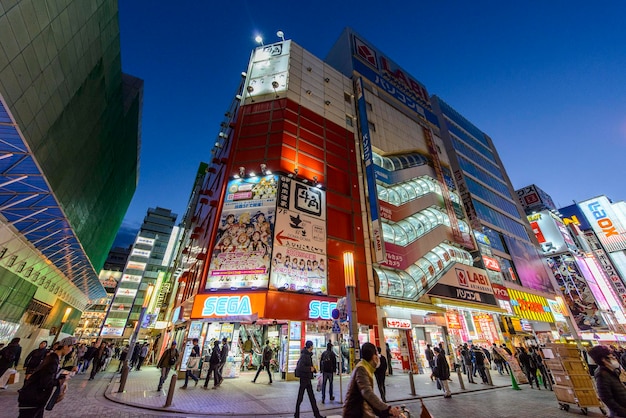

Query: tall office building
<box><xmin>0</xmin><ymin>0</ymin><xmax>142</xmax><ymax>344</ymax></box>
<box><xmin>102</xmin><ymin>207</ymin><xmax>178</xmax><ymax>338</ymax></box>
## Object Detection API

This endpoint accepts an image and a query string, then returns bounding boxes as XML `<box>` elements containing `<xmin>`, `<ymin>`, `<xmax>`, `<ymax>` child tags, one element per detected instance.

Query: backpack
<box><xmin>262</xmin><ymin>346</ymin><xmax>273</xmax><ymax>364</ymax></box>
<box><xmin>320</xmin><ymin>351</ymin><xmax>334</xmax><ymax>373</ymax></box>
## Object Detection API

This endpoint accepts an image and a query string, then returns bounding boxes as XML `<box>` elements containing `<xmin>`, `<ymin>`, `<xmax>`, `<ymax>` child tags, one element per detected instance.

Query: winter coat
<box><xmin>209</xmin><ymin>347</ymin><xmax>221</xmax><ymax>365</ymax></box>
<box><xmin>18</xmin><ymin>352</ymin><xmax>61</xmax><ymax>408</ymax></box>
<box><xmin>295</xmin><ymin>348</ymin><xmax>314</xmax><ymax>380</ymax></box>
<box><xmin>595</xmin><ymin>365</ymin><xmax>626</xmax><ymax>417</ymax></box>
<box><xmin>343</xmin><ymin>360</ymin><xmax>391</xmax><ymax>418</ymax></box>
<box><xmin>375</xmin><ymin>356</ymin><xmax>387</xmax><ymax>381</ymax></box>
<box><xmin>433</xmin><ymin>352</ymin><xmax>451</xmax><ymax>380</ymax></box>
<box><xmin>220</xmin><ymin>343</ymin><xmax>229</xmax><ymax>364</ymax></box>
<box><xmin>24</xmin><ymin>348</ymin><xmax>48</xmax><ymax>374</ymax></box>
<box><xmin>320</xmin><ymin>349</ymin><xmax>337</xmax><ymax>373</ymax></box>
<box><xmin>157</xmin><ymin>347</ymin><xmax>179</xmax><ymax>369</ymax></box>
<box><xmin>0</xmin><ymin>343</ymin><xmax>21</xmax><ymax>370</ymax></box>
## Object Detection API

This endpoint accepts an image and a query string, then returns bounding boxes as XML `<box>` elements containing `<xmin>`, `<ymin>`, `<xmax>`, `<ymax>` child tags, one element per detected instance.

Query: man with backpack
<box><xmin>320</xmin><ymin>342</ymin><xmax>337</xmax><ymax>403</ymax></box>
<box><xmin>471</xmin><ymin>344</ymin><xmax>488</xmax><ymax>384</ymax></box>
<box><xmin>252</xmin><ymin>340</ymin><xmax>274</xmax><ymax>384</ymax></box>
<box><xmin>157</xmin><ymin>341</ymin><xmax>179</xmax><ymax>391</ymax></box>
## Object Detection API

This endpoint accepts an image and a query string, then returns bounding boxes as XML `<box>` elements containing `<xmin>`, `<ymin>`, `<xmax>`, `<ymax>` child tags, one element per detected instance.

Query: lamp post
<box><xmin>118</xmin><ymin>283</ymin><xmax>154</xmax><ymax>392</ymax></box>
<box><xmin>52</xmin><ymin>307</ymin><xmax>73</xmax><ymax>345</ymax></box>
<box><xmin>343</xmin><ymin>251</ymin><xmax>359</xmax><ymax>370</ymax></box>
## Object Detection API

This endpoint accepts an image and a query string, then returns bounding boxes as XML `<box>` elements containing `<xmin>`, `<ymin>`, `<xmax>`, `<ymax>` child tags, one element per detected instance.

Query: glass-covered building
<box><xmin>0</xmin><ymin>0</ymin><xmax>142</xmax><ymax>346</ymax></box>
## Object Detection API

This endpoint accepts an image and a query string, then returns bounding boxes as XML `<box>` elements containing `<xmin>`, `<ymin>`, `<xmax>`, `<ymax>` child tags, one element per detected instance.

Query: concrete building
<box><xmin>0</xmin><ymin>0</ymin><xmax>142</xmax><ymax>346</ymax></box>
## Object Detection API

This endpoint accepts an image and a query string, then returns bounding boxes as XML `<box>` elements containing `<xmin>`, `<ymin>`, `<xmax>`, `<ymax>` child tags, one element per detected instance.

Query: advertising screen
<box><xmin>579</xmin><ymin>196</ymin><xmax>626</xmax><ymax>253</ymax></box>
<box><xmin>527</xmin><ymin>211</ymin><xmax>577</xmax><ymax>255</ymax></box>
<box><xmin>503</xmin><ymin>236</ymin><xmax>553</xmax><ymax>293</ymax></box>
<box><xmin>546</xmin><ymin>255</ymin><xmax>608</xmax><ymax>332</ymax></box>
<box><xmin>205</xmin><ymin>174</ymin><xmax>278</xmax><ymax>290</ymax></box>
<box><xmin>269</xmin><ymin>176</ymin><xmax>327</xmax><ymax>294</ymax></box>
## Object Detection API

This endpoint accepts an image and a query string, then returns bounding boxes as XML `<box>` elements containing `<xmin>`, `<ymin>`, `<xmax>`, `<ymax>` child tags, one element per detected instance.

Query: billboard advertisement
<box><xmin>269</xmin><ymin>176</ymin><xmax>327</xmax><ymax>294</ymax></box>
<box><xmin>355</xmin><ymin>77</ymin><xmax>385</xmax><ymax>263</ymax></box>
<box><xmin>242</xmin><ymin>41</ymin><xmax>290</xmax><ymax>101</ymax></box>
<box><xmin>546</xmin><ymin>255</ymin><xmax>608</xmax><ymax>332</ymax></box>
<box><xmin>427</xmin><ymin>265</ymin><xmax>498</xmax><ymax>306</ymax></box>
<box><xmin>506</xmin><ymin>289</ymin><xmax>554</xmax><ymax>323</ymax></box>
<box><xmin>579</xmin><ymin>196</ymin><xmax>626</xmax><ymax>253</ymax></box>
<box><xmin>206</xmin><ymin>174</ymin><xmax>278</xmax><ymax>290</ymax></box>
<box><xmin>516</xmin><ymin>184</ymin><xmax>556</xmax><ymax>212</ymax></box>
<box><xmin>559</xmin><ymin>204</ymin><xmax>592</xmax><ymax>231</ymax></box>
<box><xmin>503</xmin><ymin>236</ymin><xmax>553</xmax><ymax>293</ymax></box>
<box><xmin>527</xmin><ymin>211</ymin><xmax>577</xmax><ymax>255</ymax></box>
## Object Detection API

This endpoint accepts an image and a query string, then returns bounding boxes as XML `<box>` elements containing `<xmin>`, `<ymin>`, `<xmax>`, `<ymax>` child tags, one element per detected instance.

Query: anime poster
<box><xmin>205</xmin><ymin>175</ymin><xmax>278</xmax><ymax>290</ymax></box>
<box><xmin>269</xmin><ymin>176</ymin><xmax>327</xmax><ymax>294</ymax></box>
<box><xmin>546</xmin><ymin>255</ymin><xmax>608</xmax><ymax>332</ymax></box>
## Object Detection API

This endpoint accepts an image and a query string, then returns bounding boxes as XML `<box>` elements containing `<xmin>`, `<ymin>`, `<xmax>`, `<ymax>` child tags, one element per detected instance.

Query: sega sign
<box><xmin>309</xmin><ymin>300</ymin><xmax>337</xmax><ymax>320</ymax></box>
<box><xmin>202</xmin><ymin>295</ymin><xmax>252</xmax><ymax>317</ymax></box>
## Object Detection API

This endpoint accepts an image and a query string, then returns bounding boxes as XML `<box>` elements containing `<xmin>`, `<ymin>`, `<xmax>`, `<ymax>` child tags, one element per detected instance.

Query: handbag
<box><xmin>316</xmin><ymin>373</ymin><xmax>322</xmax><ymax>391</ymax></box>
<box><xmin>187</xmin><ymin>356</ymin><xmax>200</xmax><ymax>370</ymax></box>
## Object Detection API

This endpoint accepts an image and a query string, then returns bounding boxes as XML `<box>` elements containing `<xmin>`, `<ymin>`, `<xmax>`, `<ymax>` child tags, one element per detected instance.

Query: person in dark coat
<box><xmin>17</xmin><ymin>337</ymin><xmax>75</xmax><ymax>417</ymax></box>
<box><xmin>432</xmin><ymin>347</ymin><xmax>452</xmax><ymax>398</ymax></box>
<box><xmin>588</xmin><ymin>345</ymin><xmax>626</xmax><ymax>417</ymax></box>
<box><xmin>156</xmin><ymin>341</ymin><xmax>179</xmax><ymax>391</ymax></box>
<box><xmin>23</xmin><ymin>341</ymin><xmax>49</xmax><ymax>380</ymax></box>
<box><xmin>425</xmin><ymin>344</ymin><xmax>435</xmax><ymax>372</ymax></box>
<box><xmin>294</xmin><ymin>341</ymin><xmax>324</xmax><ymax>418</ymax></box>
<box><xmin>517</xmin><ymin>347</ymin><xmax>539</xmax><ymax>389</ymax></box>
<box><xmin>252</xmin><ymin>340</ymin><xmax>274</xmax><ymax>384</ymax></box>
<box><xmin>203</xmin><ymin>340</ymin><xmax>221</xmax><ymax>389</ymax></box>
<box><xmin>216</xmin><ymin>338</ymin><xmax>229</xmax><ymax>386</ymax></box>
<box><xmin>374</xmin><ymin>346</ymin><xmax>388</xmax><ymax>402</ymax></box>
<box><xmin>319</xmin><ymin>342</ymin><xmax>337</xmax><ymax>403</ymax></box>
<box><xmin>0</xmin><ymin>337</ymin><xmax>22</xmax><ymax>379</ymax></box>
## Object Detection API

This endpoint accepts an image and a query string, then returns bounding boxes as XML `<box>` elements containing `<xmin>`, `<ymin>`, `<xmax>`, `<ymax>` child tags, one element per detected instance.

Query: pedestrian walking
<box><xmin>129</xmin><ymin>344</ymin><xmax>141</xmax><ymax>369</ymax></box>
<box><xmin>252</xmin><ymin>340</ymin><xmax>274</xmax><ymax>384</ymax></box>
<box><xmin>137</xmin><ymin>343</ymin><xmax>149</xmax><ymax>370</ymax></box>
<box><xmin>425</xmin><ymin>343</ymin><xmax>435</xmax><ymax>373</ymax></box>
<box><xmin>385</xmin><ymin>342</ymin><xmax>393</xmax><ymax>376</ymax></box>
<box><xmin>216</xmin><ymin>337</ymin><xmax>229</xmax><ymax>386</ymax></box>
<box><xmin>517</xmin><ymin>347</ymin><xmax>539</xmax><ymax>389</ymax></box>
<box><xmin>88</xmin><ymin>342</ymin><xmax>105</xmax><ymax>380</ymax></box>
<box><xmin>588</xmin><ymin>345</ymin><xmax>626</xmax><ymax>417</ymax></box>
<box><xmin>491</xmin><ymin>343</ymin><xmax>505</xmax><ymax>375</ymax></box>
<box><xmin>294</xmin><ymin>341</ymin><xmax>324</xmax><ymax>418</ymax></box>
<box><xmin>157</xmin><ymin>341</ymin><xmax>179</xmax><ymax>391</ymax></box>
<box><xmin>81</xmin><ymin>342</ymin><xmax>96</xmax><ymax>374</ymax></box>
<box><xmin>374</xmin><ymin>346</ymin><xmax>387</xmax><ymax>402</ymax></box>
<box><xmin>181</xmin><ymin>338</ymin><xmax>201</xmax><ymax>389</ymax></box>
<box><xmin>118</xmin><ymin>345</ymin><xmax>129</xmax><ymax>372</ymax></box>
<box><xmin>17</xmin><ymin>337</ymin><xmax>75</xmax><ymax>417</ymax></box>
<box><xmin>343</xmin><ymin>342</ymin><xmax>401</xmax><ymax>418</ymax></box>
<box><xmin>432</xmin><ymin>347</ymin><xmax>452</xmax><ymax>398</ymax></box>
<box><xmin>320</xmin><ymin>342</ymin><xmax>337</xmax><ymax>403</ymax></box>
<box><xmin>471</xmin><ymin>344</ymin><xmax>488</xmax><ymax>384</ymax></box>
<box><xmin>23</xmin><ymin>341</ymin><xmax>48</xmax><ymax>380</ymax></box>
<box><xmin>0</xmin><ymin>337</ymin><xmax>22</xmax><ymax>381</ymax></box>
<box><xmin>530</xmin><ymin>347</ymin><xmax>549</xmax><ymax>389</ymax></box>
<box><xmin>203</xmin><ymin>340</ymin><xmax>221</xmax><ymax>389</ymax></box>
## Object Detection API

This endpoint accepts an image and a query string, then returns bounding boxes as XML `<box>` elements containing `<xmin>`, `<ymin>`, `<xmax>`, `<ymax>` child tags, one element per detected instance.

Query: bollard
<box><xmin>117</xmin><ymin>361</ymin><xmax>129</xmax><ymax>393</ymax></box>
<box><xmin>485</xmin><ymin>365</ymin><xmax>493</xmax><ymax>386</ymax></box>
<box><xmin>455</xmin><ymin>365</ymin><xmax>466</xmax><ymax>390</ymax></box>
<box><xmin>408</xmin><ymin>371</ymin><xmax>417</xmax><ymax>396</ymax></box>
<box><xmin>164</xmin><ymin>373</ymin><xmax>177</xmax><ymax>407</ymax></box>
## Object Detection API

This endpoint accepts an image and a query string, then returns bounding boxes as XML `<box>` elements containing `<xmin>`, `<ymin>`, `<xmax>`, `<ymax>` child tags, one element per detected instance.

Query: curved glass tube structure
<box><xmin>375</xmin><ymin>243</ymin><xmax>473</xmax><ymax>300</ymax></box>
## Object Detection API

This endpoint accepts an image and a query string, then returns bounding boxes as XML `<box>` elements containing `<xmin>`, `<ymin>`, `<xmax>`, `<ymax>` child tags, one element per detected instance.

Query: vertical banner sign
<box><xmin>355</xmin><ymin>77</ymin><xmax>385</xmax><ymax>262</ymax></box>
<box><xmin>579</xmin><ymin>197</ymin><xmax>626</xmax><ymax>253</ymax></box>
<box><xmin>206</xmin><ymin>174</ymin><xmax>278</xmax><ymax>290</ymax></box>
<box><xmin>269</xmin><ymin>176</ymin><xmax>327</xmax><ymax>294</ymax></box>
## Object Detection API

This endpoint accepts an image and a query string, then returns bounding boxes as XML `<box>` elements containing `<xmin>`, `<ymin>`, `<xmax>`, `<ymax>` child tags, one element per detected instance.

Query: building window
<box><xmin>368</xmin><ymin>121</ymin><xmax>376</xmax><ymax>132</ymax></box>
<box><xmin>345</xmin><ymin>115</ymin><xmax>353</xmax><ymax>127</ymax></box>
<box><xmin>366</xmin><ymin>101</ymin><xmax>373</xmax><ymax>111</ymax></box>
<box><xmin>344</xmin><ymin>92</ymin><xmax>351</xmax><ymax>103</ymax></box>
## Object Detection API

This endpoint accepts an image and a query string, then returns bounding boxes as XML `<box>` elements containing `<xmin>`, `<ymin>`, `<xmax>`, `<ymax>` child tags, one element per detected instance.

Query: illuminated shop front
<box><xmin>186</xmin><ymin>291</ymin><xmax>377</xmax><ymax>380</ymax></box>
<box><xmin>506</xmin><ymin>288</ymin><xmax>557</xmax><ymax>347</ymax></box>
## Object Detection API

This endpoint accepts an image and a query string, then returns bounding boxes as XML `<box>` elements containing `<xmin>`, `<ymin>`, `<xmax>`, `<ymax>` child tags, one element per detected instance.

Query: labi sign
<box><xmin>455</xmin><ymin>267</ymin><xmax>492</xmax><ymax>293</ymax></box>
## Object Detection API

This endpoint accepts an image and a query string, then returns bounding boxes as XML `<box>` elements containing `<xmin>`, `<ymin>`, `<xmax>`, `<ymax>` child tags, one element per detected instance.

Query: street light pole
<box><xmin>118</xmin><ymin>284</ymin><xmax>154</xmax><ymax>392</ymax></box>
<box><xmin>52</xmin><ymin>307</ymin><xmax>73</xmax><ymax>345</ymax></box>
<box><xmin>343</xmin><ymin>252</ymin><xmax>360</xmax><ymax>370</ymax></box>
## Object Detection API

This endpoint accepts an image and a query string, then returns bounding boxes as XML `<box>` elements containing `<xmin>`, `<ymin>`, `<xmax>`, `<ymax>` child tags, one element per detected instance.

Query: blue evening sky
<box><xmin>115</xmin><ymin>1</ymin><xmax>626</xmax><ymax>245</ymax></box>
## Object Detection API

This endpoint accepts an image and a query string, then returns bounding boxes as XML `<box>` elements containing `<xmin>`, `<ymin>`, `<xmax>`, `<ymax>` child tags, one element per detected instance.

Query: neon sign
<box><xmin>202</xmin><ymin>295</ymin><xmax>252</xmax><ymax>316</ymax></box>
<box><xmin>309</xmin><ymin>300</ymin><xmax>337</xmax><ymax>320</ymax></box>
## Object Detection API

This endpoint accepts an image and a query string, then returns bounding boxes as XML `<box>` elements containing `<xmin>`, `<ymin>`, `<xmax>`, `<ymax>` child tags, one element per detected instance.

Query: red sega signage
<box><xmin>385</xmin><ymin>318</ymin><xmax>411</xmax><ymax>329</ymax></box>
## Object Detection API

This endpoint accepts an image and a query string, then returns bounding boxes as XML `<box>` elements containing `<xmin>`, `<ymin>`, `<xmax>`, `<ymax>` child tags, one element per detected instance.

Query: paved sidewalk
<box><xmin>105</xmin><ymin>366</ymin><xmax>516</xmax><ymax>416</ymax></box>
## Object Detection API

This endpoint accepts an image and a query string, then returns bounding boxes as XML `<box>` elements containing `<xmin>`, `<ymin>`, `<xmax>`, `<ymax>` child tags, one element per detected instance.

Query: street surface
<box><xmin>0</xmin><ymin>361</ymin><xmax>607</xmax><ymax>417</ymax></box>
